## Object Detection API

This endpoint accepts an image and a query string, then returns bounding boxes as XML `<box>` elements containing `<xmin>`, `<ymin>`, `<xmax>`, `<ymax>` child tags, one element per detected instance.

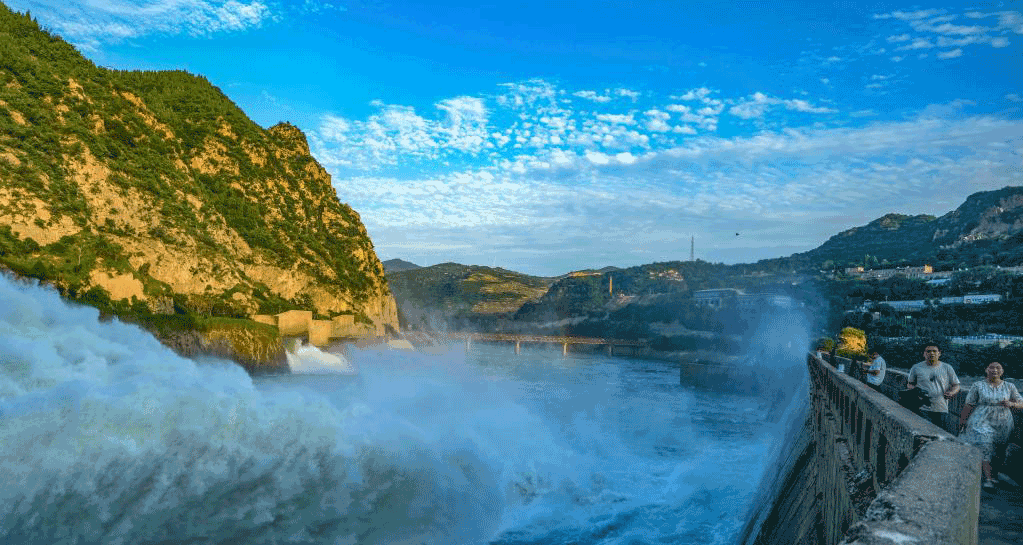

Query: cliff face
<box><xmin>931</xmin><ymin>186</ymin><xmax>1023</xmax><ymax>248</ymax></box>
<box><xmin>797</xmin><ymin>186</ymin><xmax>1023</xmax><ymax>267</ymax></box>
<box><xmin>0</xmin><ymin>6</ymin><xmax>398</xmax><ymax>339</ymax></box>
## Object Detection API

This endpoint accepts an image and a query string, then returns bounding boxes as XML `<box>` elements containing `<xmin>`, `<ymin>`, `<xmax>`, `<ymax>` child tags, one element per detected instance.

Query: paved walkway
<box><xmin>979</xmin><ymin>477</ymin><xmax>1023</xmax><ymax>545</ymax></box>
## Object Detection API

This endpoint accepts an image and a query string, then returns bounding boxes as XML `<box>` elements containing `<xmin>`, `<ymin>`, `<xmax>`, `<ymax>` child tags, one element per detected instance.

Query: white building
<box><xmin>693</xmin><ymin>288</ymin><xmax>742</xmax><ymax>308</ymax></box>
<box><xmin>694</xmin><ymin>289</ymin><xmax>794</xmax><ymax>310</ymax></box>
<box><xmin>949</xmin><ymin>334</ymin><xmax>1023</xmax><ymax>348</ymax></box>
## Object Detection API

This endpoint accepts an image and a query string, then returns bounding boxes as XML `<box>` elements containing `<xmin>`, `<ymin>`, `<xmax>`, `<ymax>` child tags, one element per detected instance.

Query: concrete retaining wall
<box><xmin>275</xmin><ymin>310</ymin><xmax>313</xmax><ymax>336</ymax></box>
<box><xmin>308</xmin><ymin>319</ymin><xmax>332</xmax><ymax>346</ymax></box>
<box><xmin>252</xmin><ymin>310</ymin><xmax>382</xmax><ymax>345</ymax></box>
<box><xmin>750</xmin><ymin>354</ymin><xmax>981</xmax><ymax>545</ymax></box>
<box><xmin>251</xmin><ymin>314</ymin><xmax>277</xmax><ymax>326</ymax></box>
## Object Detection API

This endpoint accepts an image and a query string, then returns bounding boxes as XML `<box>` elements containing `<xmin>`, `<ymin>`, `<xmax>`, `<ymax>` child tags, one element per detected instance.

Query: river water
<box><xmin>0</xmin><ymin>274</ymin><xmax>808</xmax><ymax>544</ymax></box>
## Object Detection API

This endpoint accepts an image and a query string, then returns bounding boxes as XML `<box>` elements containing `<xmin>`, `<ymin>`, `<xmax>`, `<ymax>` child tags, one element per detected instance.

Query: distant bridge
<box><xmin>447</xmin><ymin>332</ymin><xmax>647</xmax><ymax>356</ymax></box>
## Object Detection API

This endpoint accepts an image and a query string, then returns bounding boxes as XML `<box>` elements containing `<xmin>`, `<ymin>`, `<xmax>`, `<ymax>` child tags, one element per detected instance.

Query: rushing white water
<box><xmin>287</xmin><ymin>343</ymin><xmax>358</xmax><ymax>375</ymax></box>
<box><xmin>0</xmin><ymin>273</ymin><xmax>807</xmax><ymax>544</ymax></box>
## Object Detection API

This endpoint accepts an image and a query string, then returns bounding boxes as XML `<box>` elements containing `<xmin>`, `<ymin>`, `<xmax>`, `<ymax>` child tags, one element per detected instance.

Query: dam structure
<box><xmin>745</xmin><ymin>352</ymin><xmax>1023</xmax><ymax>545</ymax></box>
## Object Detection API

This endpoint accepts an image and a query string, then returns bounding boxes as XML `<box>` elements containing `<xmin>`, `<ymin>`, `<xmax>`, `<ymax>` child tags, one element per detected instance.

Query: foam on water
<box><xmin>0</xmin><ymin>274</ymin><xmax>807</xmax><ymax>544</ymax></box>
<box><xmin>287</xmin><ymin>343</ymin><xmax>358</xmax><ymax>375</ymax></box>
<box><xmin>0</xmin><ymin>275</ymin><xmax>502</xmax><ymax>544</ymax></box>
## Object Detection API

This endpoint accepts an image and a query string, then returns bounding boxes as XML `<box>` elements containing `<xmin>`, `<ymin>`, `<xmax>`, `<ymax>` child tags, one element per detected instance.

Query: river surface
<box><xmin>0</xmin><ymin>274</ymin><xmax>807</xmax><ymax>544</ymax></box>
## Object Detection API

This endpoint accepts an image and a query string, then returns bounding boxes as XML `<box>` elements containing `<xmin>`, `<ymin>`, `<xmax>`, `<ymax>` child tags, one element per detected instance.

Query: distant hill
<box><xmin>515</xmin><ymin>260</ymin><xmax>729</xmax><ymax>321</ymax></box>
<box><xmin>561</xmin><ymin>265</ymin><xmax>622</xmax><ymax>277</ymax></box>
<box><xmin>382</xmin><ymin>258</ymin><xmax>421</xmax><ymax>273</ymax></box>
<box><xmin>772</xmin><ymin>186</ymin><xmax>1023</xmax><ymax>271</ymax></box>
<box><xmin>387</xmin><ymin>187</ymin><xmax>1023</xmax><ymax>332</ymax></box>
<box><xmin>386</xmin><ymin>262</ymin><xmax>555</xmax><ymax>328</ymax></box>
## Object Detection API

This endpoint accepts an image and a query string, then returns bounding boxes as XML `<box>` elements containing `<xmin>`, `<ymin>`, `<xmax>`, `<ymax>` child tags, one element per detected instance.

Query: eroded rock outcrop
<box><xmin>0</xmin><ymin>6</ymin><xmax>399</xmax><ymax>363</ymax></box>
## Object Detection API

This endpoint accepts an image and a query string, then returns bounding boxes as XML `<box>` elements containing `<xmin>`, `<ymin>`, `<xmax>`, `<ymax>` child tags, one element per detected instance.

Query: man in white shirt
<box><xmin>907</xmin><ymin>344</ymin><xmax>960</xmax><ymax>432</ymax></box>
<box><xmin>862</xmin><ymin>350</ymin><xmax>886</xmax><ymax>389</ymax></box>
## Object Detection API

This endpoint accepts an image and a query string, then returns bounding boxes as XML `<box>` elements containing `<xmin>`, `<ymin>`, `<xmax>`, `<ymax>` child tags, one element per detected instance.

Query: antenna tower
<box><xmin>690</xmin><ymin>236</ymin><xmax>695</xmax><ymax>261</ymax></box>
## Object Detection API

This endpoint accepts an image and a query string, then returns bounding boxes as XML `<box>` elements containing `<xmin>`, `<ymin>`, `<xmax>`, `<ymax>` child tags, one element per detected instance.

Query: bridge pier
<box><xmin>607</xmin><ymin>344</ymin><xmax>613</xmax><ymax>357</ymax></box>
<box><xmin>563</xmin><ymin>342</ymin><xmax>568</xmax><ymax>356</ymax></box>
<box><xmin>515</xmin><ymin>341</ymin><xmax>520</xmax><ymax>354</ymax></box>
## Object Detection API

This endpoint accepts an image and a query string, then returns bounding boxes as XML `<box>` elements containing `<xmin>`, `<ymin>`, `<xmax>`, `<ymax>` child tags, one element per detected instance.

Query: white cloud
<box><xmin>874</xmin><ymin>9</ymin><xmax>945</xmax><ymax>21</ymax></box>
<box><xmin>595</xmin><ymin>114</ymin><xmax>636</xmax><ymax>125</ymax></box>
<box><xmin>675</xmin><ymin>87</ymin><xmax>713</xmax><ymax>101</ymax></box>
<box><xmin>898</xmin><ymin>38</ymin><xmax>934</xmax><ymax>50</ymax></box>
<box><xmin>310</xmin><ymin>82</ymin><xmax>1013</xmax><ymax>273</ymax></box>
<box><xmin>729</xmin><ymin>92</ymin><xmax>834</xmax><ymax>119</ymax></box>
<box><xmin>875</xmin><ymin>8</ymin><xmax>1022</xmax><ymax>61</ymax></box>
<box><xmin>11</xmin><ymin>0</ymin><xmax>275</xmax><ymax>50</ymax></box>
<box><xmin>331</xmin><ymin>114</ymin><xmax>1023</xmax><ymax>272</ymax></box>
<box><xmin>615</xmin><ymin>88</ymin><xmax>641</xmax><ymax>101</ymax></box>
<box><xmin>584</xmin><ymin>150</ymin><xmax>611</xmax><ymax>165</ymax></box>
<box><xmin>1007</xmin><ymin>94</ymin><xmax>1023</xmax><ymax>103</ymax></box>
<box><xmin>729</xmin><ymin>93</ymin><xmax>774</xmax><ymax>119</ymax></box>
<box><xmin>784</xmin><ymin>99</ymin><xmax>836</xmax><ymax>114</ymax></box>
<box><xmin>644</xmin><ymin>109</ymin><xmax>671</xmax><ymax>132</ymax></box>
<box><xmin>615</xmin><ymin>152</ymin><xmax>637</xmax><ymax>165</ymax></box>
<box><xmin>997</xmin><ymin>12</ymin><xmax>1023</xmax><ymax>33</ymax></box>
<box><xmin>573</xmin><ymin>90</ymin><xmax>612</xmax><ymax>103</ymax></box>
<box><xmin>436</xmin><ymin>96</ymin><xmax>489</xmax><ymax>152</ymax></box>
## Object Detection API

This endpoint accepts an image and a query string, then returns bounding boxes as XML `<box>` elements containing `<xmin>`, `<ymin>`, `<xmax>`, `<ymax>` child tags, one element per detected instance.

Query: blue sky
<box><xmin>8</xmin><ymin>0</ymin><xmax>1023</xmax><ymax>276</ymax></box>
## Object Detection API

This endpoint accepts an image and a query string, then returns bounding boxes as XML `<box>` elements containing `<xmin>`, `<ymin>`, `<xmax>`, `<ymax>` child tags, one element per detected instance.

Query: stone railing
<box><xmin>829</xmin><ymin>355</ymin><xmax>1022</xmax><ymax>448</ymax></box>
<box><xmin>751</xmin><ymin>354</ymin><xmax>982</xmax><ymax>545</ymax></box>
<box><xmin>811</xmin><ymin>354</ymin><xmax>980</xmax><ymax>544</ymax></box>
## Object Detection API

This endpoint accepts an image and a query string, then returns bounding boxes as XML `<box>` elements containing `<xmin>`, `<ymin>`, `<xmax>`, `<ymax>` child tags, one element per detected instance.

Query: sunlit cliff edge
<box><xmin>0</xmin><ymin>5</ymin><xmax>398</xmax><ymax>369</ymax></box>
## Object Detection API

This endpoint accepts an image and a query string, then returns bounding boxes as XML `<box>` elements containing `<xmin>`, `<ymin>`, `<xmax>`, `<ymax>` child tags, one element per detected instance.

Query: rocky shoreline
<box><xmin>151</xmin><ymin>328</ymin><xmax>291</xmax><ymax>375</ymax></box>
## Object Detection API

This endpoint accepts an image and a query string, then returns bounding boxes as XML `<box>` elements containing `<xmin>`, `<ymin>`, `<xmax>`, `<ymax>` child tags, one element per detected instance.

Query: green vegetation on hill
<box><xmin>758</xmin><ymin>186</ymin><xmax>1023</xmax><ymax>273</ymax></box>
<box><xmin>0</xmin><ymin>5</ymin><xmax>389</xmax><ymax>329</ymax></box>
<box><xmin>386</xmin><ymin>262</ymin><xmax>554</xmax><ymax>327</ymax></box>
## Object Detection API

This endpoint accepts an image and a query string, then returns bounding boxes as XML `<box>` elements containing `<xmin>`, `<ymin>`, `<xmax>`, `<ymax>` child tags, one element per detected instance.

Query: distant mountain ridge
<box><xmin>382</xmin><ymin>258</ymin><xmax>421</xmax><ymax>273</ymax></box>
<box><xmin>794</xmin><ymin>186</ymin><xmax>1023</xmax><ymax>269</ymax></box>
<box><xmin>389</xmin><ymin>186</ymin><xmax>1023</xmax><ymax>329</ymax></box>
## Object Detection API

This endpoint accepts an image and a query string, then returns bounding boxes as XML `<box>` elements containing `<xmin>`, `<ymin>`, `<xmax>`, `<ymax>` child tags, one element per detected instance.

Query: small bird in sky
<box><xmin>735</xmin><ymin>232</ymin><xmax>740</xmax><ymax>236</ymax></box>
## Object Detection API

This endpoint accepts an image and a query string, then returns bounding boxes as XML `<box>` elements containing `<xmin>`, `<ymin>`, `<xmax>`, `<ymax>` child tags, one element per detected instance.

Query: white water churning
<box><xmin>0</xmin><ymin>274</ymin><xmax>805</xmax><ymax>544</ymax></box>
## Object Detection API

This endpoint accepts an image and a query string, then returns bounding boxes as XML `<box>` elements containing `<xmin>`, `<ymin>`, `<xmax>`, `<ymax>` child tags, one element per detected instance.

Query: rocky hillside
<box><xmin>789</xmin><ymin>186</ymin><xmax>1023</xmax><ymax>269</ymax></box>
<box><xmin>0</xmin><ymin>6</ymin><xmax>398</xmax><ymax>342</ymax></box>
<box><xmin>386</xmin><ymin>262</ymin><xmax>554</xmax><ymax>328</ymax></box>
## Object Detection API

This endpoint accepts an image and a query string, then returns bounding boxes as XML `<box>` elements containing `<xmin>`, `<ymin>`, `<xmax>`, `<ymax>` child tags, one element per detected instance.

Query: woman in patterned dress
<box><xmin>958</xmin><ymin>362</ymin><xmax>1023</xmax><ymax>490</ymax></box>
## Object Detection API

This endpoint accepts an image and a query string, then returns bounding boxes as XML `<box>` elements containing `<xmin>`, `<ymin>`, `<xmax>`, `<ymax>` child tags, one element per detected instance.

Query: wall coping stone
<box><xmin>839</xmin><ymin>440</ymin><xmax>980</xmax><ymax>545</ymax></box>
<box><xmin>813</xmin><ymin>354</ymin><xmax>981</xmax><ymax>545</ymax></box>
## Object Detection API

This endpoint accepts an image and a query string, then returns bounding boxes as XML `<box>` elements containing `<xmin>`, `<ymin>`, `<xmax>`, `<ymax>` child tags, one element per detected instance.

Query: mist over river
<box><xmin>0</xmin><ymin>273</ymin><xmax>807</xmax><ymax>544</ymax></box>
